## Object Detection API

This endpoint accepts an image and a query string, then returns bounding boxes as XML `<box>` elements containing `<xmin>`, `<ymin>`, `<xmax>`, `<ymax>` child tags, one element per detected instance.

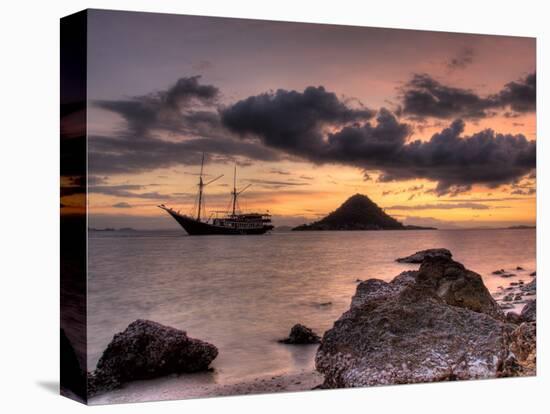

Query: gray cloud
<box><xmin>401</xmin><ymin>72</ymin><xmax>536</xmax><ymax>120</ymax></box>
<box><xmin>496</xmin><ymin>73</ymin><xmax>536</xmax><ymax>113</ymax></box>
<box><xmin>222</xmin><ymin>93</ymin><xmax>535</xmax><ymax>195</ymax></box>
<box><xmin>91</xmin><ymin>76</ymin><xmax>283</xmax><ymax>174</ymax></box>
<box><xmin>92</xmin><ymin>76</ymin><xmax>536</xmax><ymax>196</ymax></box>
<box><xmin>88</xmin><ymin>134</ymin><xmax>281</xmax><ymax>174</ymax></box>
<box><xmin>222</xmin><ymin>86</ymin><xmax>375</xmax><ymax>158</ymax></box>
<box><xmin>95</xmin><ymin>75</ymin><xmax>220</xmax><ymax>135</ymax></box>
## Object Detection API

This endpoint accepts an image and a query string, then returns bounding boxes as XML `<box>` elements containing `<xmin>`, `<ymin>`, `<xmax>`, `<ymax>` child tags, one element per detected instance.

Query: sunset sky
<box><xmin>62</xmin><ymin>9</ymin><xmax>536</xmax><ymax>229</ymax></box>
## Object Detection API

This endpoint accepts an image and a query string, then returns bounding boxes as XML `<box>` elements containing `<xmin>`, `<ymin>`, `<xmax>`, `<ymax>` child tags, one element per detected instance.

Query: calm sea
<box><xmin>88</xmin><ymin>228</ymin><xmax>536</xmax><ymax>385</ymax></box>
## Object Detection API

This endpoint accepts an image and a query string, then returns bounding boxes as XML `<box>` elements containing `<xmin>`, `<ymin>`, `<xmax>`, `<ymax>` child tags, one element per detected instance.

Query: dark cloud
<box><xmin>164</xmin><ymin>76</ymin><xmax>218</xmax><ymax>110</ymax></box>
<box><xmin>401</xmin><ymin>72</ymin><xmax>536</xmax><ymax>119</ymax></box>
<box><xmin>375</xmin><ymin>119</ymin><xmax>535</xmax><ymax>195</ymax></box>
<box><xmin>223</xmin><ymin>94</ymin><xmax>535</xmax><ymax>195</ymax></box>
<box><xmin>401</xmin><ymin>74</ymin><xmax>490</xmax><ymax>119</ymax></box>
<box><xmin>222</xmin><ymin>86</ymin><xmax>375</xmax><ymax>157</ymax></box>
<box><xmin>95</xmin><ymin>75</ymin><xmax>220</xmax><ymax>135</ymax></box>
<box><xmin>496</xmin><ymin>72</ymin><xmax>536</xmax><ymax>113</ymax></box>
<box><xmin>89</xmin><ymin>134</ymin><xmax>280</xmax><ymax>174</ymax></box>
<box><xmin>447</xmin><ymin>47</ymin><xmax>475</xmax><ymax>70</ymax></box>
<box><xmin>92</xmin><ymin>76</ymin><xmax>535</xmax><ymax>196</ymax></box>
<box><xmin>92</xmin><ymin>76</ymin><xmax>283</xmax><ymax>174</ymax></box>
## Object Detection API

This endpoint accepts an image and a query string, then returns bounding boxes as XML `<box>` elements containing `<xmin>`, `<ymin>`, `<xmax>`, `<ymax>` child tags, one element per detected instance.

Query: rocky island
<box><xmin>292</xmin><ymin>194</ymin><xmax>435</xmax><ymax>231</ymax></box>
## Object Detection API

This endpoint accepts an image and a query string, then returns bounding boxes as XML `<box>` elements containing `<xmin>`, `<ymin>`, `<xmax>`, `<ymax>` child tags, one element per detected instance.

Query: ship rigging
<box><xmin>159</xmin><ymin>154</ymin><xmax>273</xmax><ymax>235</ymax></box>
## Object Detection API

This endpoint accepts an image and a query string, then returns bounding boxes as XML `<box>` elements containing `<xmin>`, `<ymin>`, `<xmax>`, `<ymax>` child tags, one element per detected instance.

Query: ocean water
<box><xmin>88</xmin><ymin>228</ymin><xmax>536</xmax><ymax>386</ymax></box>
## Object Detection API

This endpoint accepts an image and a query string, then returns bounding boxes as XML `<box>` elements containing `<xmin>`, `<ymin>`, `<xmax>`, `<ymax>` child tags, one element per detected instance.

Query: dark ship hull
<box><xmin>163</xmin><ymin>208</ymin><xmax>273</xmax><ymax>235</ymax></box>
<box><xmin>158</xmin><ymin>157</ymin><xmax>273</xmax><ymax>235</ymax></box>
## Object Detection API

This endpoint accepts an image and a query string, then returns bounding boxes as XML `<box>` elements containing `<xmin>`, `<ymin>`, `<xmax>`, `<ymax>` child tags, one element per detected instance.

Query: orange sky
<box><xmin>64</xmin><ymin>11</ymin><xmax>536</xmax><ymax>230</ymax></box>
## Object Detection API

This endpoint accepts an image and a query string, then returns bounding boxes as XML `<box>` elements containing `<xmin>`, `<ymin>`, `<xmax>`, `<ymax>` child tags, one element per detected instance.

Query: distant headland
<box><xmin>292</xmin><ymin>194</ymin><xmax>436</xmax><ymax>231</ymax></box>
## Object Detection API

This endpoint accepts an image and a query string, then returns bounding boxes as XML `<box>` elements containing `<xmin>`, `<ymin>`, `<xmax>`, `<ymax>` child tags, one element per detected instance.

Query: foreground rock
<box><xmin>89</xmin><ymin>320</ymin><xmax>218</xmax><ymax>395</ymax></box>
<box><xmin>315</xmin><ymin>255</ymin><xmax>531</xmax><ymax>388</ymax></box>
<box><xmin>396</xmin><ymin>248</ymin><xmax>452</xmax><ymax>263</ymax></box>
<box><xmin>279</xmin><ymin>324</ymin><xmax>321</xmax><ymax>344</ymax></box>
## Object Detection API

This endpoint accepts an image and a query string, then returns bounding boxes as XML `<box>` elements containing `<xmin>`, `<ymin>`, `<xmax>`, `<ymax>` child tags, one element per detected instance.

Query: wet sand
<box><xmin>89</xmin><ymin>370</ymin><xmax>324</xmax><ymax>405</ymax></box>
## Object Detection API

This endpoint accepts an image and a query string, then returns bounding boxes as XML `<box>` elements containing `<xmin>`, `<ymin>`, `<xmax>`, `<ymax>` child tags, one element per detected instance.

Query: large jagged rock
<box><xmin>89</xmin><ymin>320</ymin><xmax>218</xmax><ymax>395</ymax></box>
<box><xmin>396</xmin><ymin>248</ymin><xmax>452</xmax><ymax>263</ymax></box>
<box><xmin>316</xmin><ymin>256</ymin><xmax>517</xmax><ymax>388</ymax></box>
<box><xmin>415</xmin><ymin>256</ymin><xmax>504</xmax><ymax>320</ymax></box>
<box><xmin>279</xmin><ymin>324</ymin><xmax>321</xmax><ymax>344</ymax></box>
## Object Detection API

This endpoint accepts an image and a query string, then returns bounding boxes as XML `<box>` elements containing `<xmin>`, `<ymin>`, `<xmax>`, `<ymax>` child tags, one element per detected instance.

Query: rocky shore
<box><xmin>316</xmin><ymin>250</ymin><xmax>536</xmax><ymax>388</ymax></box>
<box><xmin>88</xmin><ymin>249</ymin><xmax>536</xmax><ymax>400</ymax></box>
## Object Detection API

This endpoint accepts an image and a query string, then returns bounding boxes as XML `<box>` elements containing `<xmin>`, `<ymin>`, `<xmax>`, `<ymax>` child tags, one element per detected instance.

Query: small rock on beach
<box><xmin>279</xmin><ymin>324</ymin><xmax>321</xmax><ymax>344</ymax></box>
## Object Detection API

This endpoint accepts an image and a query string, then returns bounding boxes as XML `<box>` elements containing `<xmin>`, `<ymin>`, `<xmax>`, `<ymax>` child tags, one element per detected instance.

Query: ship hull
<box><xmin>165</xmin><ymin>209</ymin><xmax>273</xmax><ymax>235</ymax></box>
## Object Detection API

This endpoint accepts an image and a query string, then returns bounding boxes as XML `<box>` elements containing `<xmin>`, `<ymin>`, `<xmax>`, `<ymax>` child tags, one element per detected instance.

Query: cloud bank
<box><xmin>222</xmin><ymin>92</ymin><xmax>535</xmax><ymax>195</ymax></box>
<box><xmin>90</xmin><ymin>74</ymin><xmax>536</xmax><ymax>196</ymax></box>
<box><xmin>401</xmin><ymin>72</ymin><xmax>536</xmax><ymax>120</ymax></box>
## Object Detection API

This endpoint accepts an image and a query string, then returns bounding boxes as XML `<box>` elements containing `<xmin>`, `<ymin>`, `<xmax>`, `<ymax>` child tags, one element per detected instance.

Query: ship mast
<box><xmin>196</xmin><ymin>153</ymin><xmax>223</xmax><ymax>222</ymax></box>
<box><xmin>197</xmin><ymin>153</ymin><xmax>205</xmax><ymax>221</ymax></box>
<box><xmin>230</xmin><ymin>163</ymin><xmax>251</xmax><ymax>217</ymax></box>
<box><xmin>232</xmin><ymin>164</ymin><xmax>237</xmax><ymax>216</ymax></box>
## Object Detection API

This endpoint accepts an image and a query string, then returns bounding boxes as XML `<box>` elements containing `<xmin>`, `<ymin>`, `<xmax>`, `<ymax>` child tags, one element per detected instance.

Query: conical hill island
<box><xmin>292</xmin><ymin>194</ymin><xmax>436</xmax><ymax>231</ymax></box>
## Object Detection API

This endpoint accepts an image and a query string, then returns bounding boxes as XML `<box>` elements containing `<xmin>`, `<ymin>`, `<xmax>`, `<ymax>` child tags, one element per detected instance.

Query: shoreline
<box><xmin>86</xmin><ymin>250</ymin><xmax>536</xmax><ymax>404</ymax></box>
<box><xmin>89</xmin><ymin>370</ymin><xmax>324</xmax><ymax>405</ymax></box>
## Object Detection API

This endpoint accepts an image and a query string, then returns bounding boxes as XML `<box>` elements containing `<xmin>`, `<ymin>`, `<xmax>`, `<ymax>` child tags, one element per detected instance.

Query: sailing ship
<box><xmin>159</xmin><ymin>155</ymin><xmax>274</xmax><ymax>235</ymax></box>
